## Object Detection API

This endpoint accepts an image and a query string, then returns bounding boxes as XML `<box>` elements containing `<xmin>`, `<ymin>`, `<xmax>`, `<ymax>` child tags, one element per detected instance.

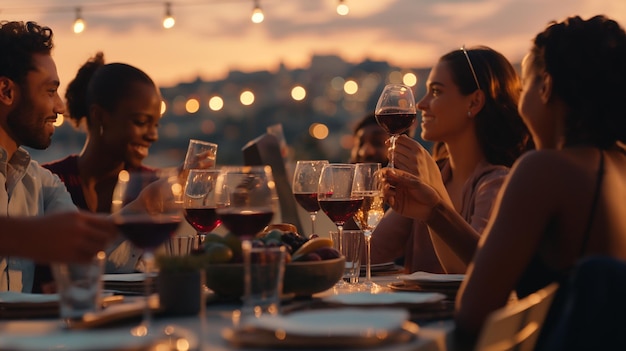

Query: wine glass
<box><xmin>374</xmin><ymin>84</ymin><xmax>417</xmax><ymax>168</ymax></box>
<box><xmin>111</xmin><ymin>168</ymin><xmax>183</xmax><ymax>337</ymax></box>
<box><xmin>352</xmin><ymin>163</ymin><xmax>384</xmax><ymax>292</ymax></box>
<box><xmin>317</xmin><ymin>163</ymin><xmax>363</xmax><ymax>288</ymax></box>
<box><xmin>292</xmin><ymin>160</ymin><xmax>328</xmax><ymax>237</ymax></box>
<box><xmin>215</xmin><ymin>165</ymin><xmax>277</xmax><ymax>242</ymax></box>
<box><xmin>183</xmin><ymin>169</ymin><xmax>222</xmax><ymax>251</ymax></box>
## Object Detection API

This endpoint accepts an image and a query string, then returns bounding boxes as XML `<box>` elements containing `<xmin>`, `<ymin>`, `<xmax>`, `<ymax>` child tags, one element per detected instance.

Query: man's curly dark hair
<box><xmin>0</xmin><ymin>21</ymin><xmax>54</xmax><ymax>85</ymax></box>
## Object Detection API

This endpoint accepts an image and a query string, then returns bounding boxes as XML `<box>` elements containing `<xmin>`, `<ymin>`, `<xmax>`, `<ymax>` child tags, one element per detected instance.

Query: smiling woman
<box><xmin>33</xmin><ymin>52</ymin><xmax>163</xmax><ymax>292</ymax></box>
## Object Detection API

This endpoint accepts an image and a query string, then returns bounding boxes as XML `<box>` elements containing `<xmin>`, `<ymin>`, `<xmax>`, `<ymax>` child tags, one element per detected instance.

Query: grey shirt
<box><xmin>0</xmin><ymin>147</ymin><xmax>76</xmax><ymax>292</ymax></box>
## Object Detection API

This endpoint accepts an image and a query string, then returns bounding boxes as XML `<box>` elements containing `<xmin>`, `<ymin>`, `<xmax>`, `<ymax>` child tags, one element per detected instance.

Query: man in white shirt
<box><xmin>0</xmin><ymin>21</ymin><xmax>118</xmax><ymax>291</ymax></box>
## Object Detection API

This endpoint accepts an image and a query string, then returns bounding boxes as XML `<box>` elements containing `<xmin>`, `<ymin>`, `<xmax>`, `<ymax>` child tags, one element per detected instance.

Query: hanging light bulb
<box><xmin>162</xmin><ymin>2</ymin><xmax>175</xmax><ymax>29</ymax></box>
<box><xmin>251</xmin><ymin>0</ymin><xmax>264</xmax><ymax>24</ymax></box>
<box><xmin>336</xmin><ymin>0</ymin><xmax>349</xmax><ymax>16</ymax></box>
<box><xmin>73</xmin><ymin>7</ymin><xmax>85</xmax><ymax>34</ymax></box>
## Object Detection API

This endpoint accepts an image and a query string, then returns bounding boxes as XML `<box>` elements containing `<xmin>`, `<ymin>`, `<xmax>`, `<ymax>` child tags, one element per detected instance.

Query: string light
<box><xmin>1</xmin><ymin>1</ymin><xmax>351</xmax><ymax>31</ymax></box>
<box><xmin>251</xmin><ymin>0</ymin><xmax>264</xmax><ymax>24</ymax></box>
<box><xmin>336</xmin><ymin>0</ymin><xmax>349</xmax><ymax>16</ymax></box>
<box><xmin>162</xmin><ymin>2</ymin><xmax>175</xmax><ymax>29</ymax></box>
<box><xmin>72</xmin><ymin>7</ymin><xmax>85</xmax><ymax>34</ymax></box>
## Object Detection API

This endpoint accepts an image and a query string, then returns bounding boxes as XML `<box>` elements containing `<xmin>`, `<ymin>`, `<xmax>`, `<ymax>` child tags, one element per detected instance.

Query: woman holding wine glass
<box><xmin>371</xmin><ymin>46</ymin><xmax>531</xmax><ymax>274</ymax></box>
<box><xmin>292</xmin><ymin>160</ymin><xmax>328</xmax><ymax>237</ymax></box>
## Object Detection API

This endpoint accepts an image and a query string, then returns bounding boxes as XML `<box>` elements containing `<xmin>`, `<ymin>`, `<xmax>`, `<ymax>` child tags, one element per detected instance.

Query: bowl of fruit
<box><xmin>202</xmin><ymin>226</ymin><xmax>344</xmax><ymax>298</ymax></box>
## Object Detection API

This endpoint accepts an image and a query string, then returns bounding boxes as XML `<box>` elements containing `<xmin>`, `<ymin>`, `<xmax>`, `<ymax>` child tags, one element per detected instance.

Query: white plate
<box><xmin>324</xmin><ymin>292</ymin><xmax>446</xmax><ymax>306</ymax></box>
<box><xmin>241</xmin><ymin>308</ymin><xmax>408</xmax><ymax>337</ymax></box>
<box><xmin>0</xmin><ymin>325</ymin><xmax>197</xmax><ymax>351</ymax></box>
<box><xmin>0</xmin><ymin>292</ymin><xmax>59</xmax><ymax>304</ymax></box>
<box><xmin>398</xmin><ymin>271</ymin><xmax>465</xmax><ymax>283</ymax></box>
<box><xmin>101</xmin><ymin>273</ymin><xmax>154</xmax><ymax>282</ymax></box>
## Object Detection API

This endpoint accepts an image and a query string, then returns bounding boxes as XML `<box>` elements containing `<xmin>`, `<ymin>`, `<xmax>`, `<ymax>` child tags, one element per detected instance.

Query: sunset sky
<box><xmin>2</xmin><ymin>0</ymin><xmax>625</xmax><ymax>93</ymax></box>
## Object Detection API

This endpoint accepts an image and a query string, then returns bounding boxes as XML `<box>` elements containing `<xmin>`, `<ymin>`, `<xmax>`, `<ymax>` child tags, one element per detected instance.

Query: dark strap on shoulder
<box><xmin>579</xmin><ymin>150</ymin><xmax>605</xmax><ymax>256</ymax></box>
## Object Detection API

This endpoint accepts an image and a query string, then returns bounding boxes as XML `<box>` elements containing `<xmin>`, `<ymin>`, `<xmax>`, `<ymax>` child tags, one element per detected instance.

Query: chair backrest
<box><xmin>474</xmin><ymin>283</ymin><xmax>559</xmax><ymax>351</ymax></box>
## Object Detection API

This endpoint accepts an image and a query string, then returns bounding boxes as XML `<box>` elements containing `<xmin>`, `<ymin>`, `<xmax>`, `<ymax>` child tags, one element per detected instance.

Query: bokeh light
<box><xmin>240</xmin><ymin>91</ymin><xmax>255</xmax><ymax>106</ymax></box>
<box><xmin>208</xmin><ymin>96</ymin><xmax>224</xmax><ymax>111</ymax></box>
<box><xmin>185</xmin><ymin>98</ymin><xmax>200</xmax><ymax>113</ymax></box>
<box><xmin>343</xmin><ymin>80</ymin><xmax>358</xmax><ymax>95</ymax></box>
<box><xmin>291</xmin><ymin>86</ymin><xmax>306</xmax><ymax>101</ymax></box>
<box><xmin>309</xmin><ymin>123</ymin><xmax>329</xmax><ymax>140</ymax></box>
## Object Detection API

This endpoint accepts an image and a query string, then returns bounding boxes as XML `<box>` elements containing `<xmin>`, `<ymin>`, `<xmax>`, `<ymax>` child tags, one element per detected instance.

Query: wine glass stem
<box><xmin>365</xmin><ymin>231</ymin><xmax>372</xmax><ymax>284</ymax></box>
<box><xmin>309</xmin><ymin>212</ymin><xmax>317</xmax><ymax>236</ymax></box>
<box><xmin>142</xmin><ymin>250</ymin><xmax>154</xmax><ymax>332</ymax></box>
<box><xmin>196</xmin><ymin>232</ymin><xmax>205</xmax><ymax>250</ymax></box>
<box><xmin>389</xmin><ymin>135</ymin><xmax>398</xmax><ymax>168</ymax></box>
<box><xmin>337</xmin><ymin>224</ymin><xmax>344</xmax><ymax>257</ymax></box>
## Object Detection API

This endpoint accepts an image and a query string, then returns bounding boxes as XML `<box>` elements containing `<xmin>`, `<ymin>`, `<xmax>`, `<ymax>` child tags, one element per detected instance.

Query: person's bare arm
<box><xmin>0</xmin><ymin>212</ymin><xmax>119</xmax><ymax>263</ymax></box>
<box><xmin>382</xmin><ymin>168</ymin><xmax>481</xmax><ymax>270</ymax></box>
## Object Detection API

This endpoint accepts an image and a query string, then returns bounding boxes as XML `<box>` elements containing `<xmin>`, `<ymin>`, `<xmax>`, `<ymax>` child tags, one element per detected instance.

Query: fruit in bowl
<box><xmin>202</xmin><ymin>226</ymin><xmax>344</xmax><ymax>297</ymax></box>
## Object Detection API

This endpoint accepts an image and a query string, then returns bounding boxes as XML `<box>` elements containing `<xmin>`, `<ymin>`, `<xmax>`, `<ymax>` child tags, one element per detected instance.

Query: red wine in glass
<box><xmin>318</xmin><ymin>198</ymin><xmax>364</xmax><ymax>225</ymax></box>
<box><xmin>375</xmin><ymin>109</ymin><xmax>417</xmax><ymax>135</ymax></box>
<box><xmin>293</xmin><ymin>192</ymin><xmax>321</xmax><ymax>213</ymax></box>
<box><xmin>184</xmin><ymin>208</ymin><xmax>221</xmax><ymax>233</ymax></box>
<box><xmin>374</xmin><ymin>84</ymin><xmax>417</xmax><ymax>168</ymax></box>
<box><xmin>115</xmin><ymin>216</ymin><xmax>181</xmax><ymax>250</ymax></box>
<box><xmin>218</xmin><ymin>209</ymin><xmax>274</xmax><ymax>239</ymax></box>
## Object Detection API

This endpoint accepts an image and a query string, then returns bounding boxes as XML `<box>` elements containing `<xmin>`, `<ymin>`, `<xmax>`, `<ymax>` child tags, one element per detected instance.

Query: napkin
<box><xmin>324</xmin><ymin>292</ymin><xmax>446</xmax><ymax>306</ymax></box>
<box><xmin>398</xmin><ymin>271</ymin><xmax>465</xmax><ymax>283</ymax></box>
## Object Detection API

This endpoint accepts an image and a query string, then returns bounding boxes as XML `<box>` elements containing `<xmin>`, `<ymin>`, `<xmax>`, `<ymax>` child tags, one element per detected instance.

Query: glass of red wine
<box><xmin>317</xmin><ymin>163</ymin><xmax>363</xmax><ymax>288</ymax></box>
<box><xmin>374</xmin><ymin>84</ymin><xmax>417</xmax><ymax>168</ymax></box>
<box><xmin>183</xmin><ymin>169</ymin><xmax>223</xmax><ymax>251</ymax></box>
<box><xmin>215</xmin><ymin>165</ymin><xmax>277</xmax><ymax>242</ymax></box>
<box><xmin>111</xmin><ymin>168</ymin><xmax>183</xmax><ymax>337</ymax></box>
<box><xmin>292</xmin><ymin>160</ymin><xmax>328</xmax><ymax>237</ymax></box>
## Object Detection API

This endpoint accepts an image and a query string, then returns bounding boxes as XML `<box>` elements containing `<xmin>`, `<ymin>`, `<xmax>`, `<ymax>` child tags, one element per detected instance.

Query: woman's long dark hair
<box><xmin>439</xmin><ymin>46</ymin><xmax>531</xmax><ymax>167</ymax></box>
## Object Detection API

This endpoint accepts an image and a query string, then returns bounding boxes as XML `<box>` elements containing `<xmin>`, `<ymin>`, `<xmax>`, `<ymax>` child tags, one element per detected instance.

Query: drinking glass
<box><xmin>215</xmin><ymin>165</ymin><xmax>277</xmax><ymax>242</ymax></box>
<box><xmin>374</xmin><ymin>84</ymin><xmax>417</xmax><ymax>168</ymax></box>
<box><xmin>111</xmin><ymin>168</ymin><xmax>183</xmax><ymax>337</ymax></box>
<box><xmin>183</xmin><ymin>169</ymin><xmax>222</xmax><ymax>250</ymax></box>
<box><xmin>352</xmin><ymin>163</ymin><xmax>384</xmax><ymax>291</ymax></box>
<box><xmin>317</xmin><ymin>163</ymin><xmax>363</xmax><ymax>288</ymax></box>
<box><xmin>292</xmin><ymin>160</ymin><xmax>328</xmax><ymax>237</ymax></box>
<box><xmin>182</xmin><ymin>139</ymin><xmax>218</xmax><ymax>177</ymax></box>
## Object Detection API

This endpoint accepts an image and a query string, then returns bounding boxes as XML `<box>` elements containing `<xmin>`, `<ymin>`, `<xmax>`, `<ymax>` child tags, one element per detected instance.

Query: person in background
<box><xmin>372</xmin><ymin>46</ymin><xmax>530</xmax><ymax>274</ymax></box>
<box><xmin>0</xmin><ymin>21</ymin><xmax>118</xmax><ymax>292</ymax></box>
<box><xmin>383</xmin><ymin>15</ymin><xmax>626</xmax><ymax>348</ymax></box>
<box><xmin>350</xmin><ymin>113</ymin><xmax>390</xmax><ymax>166</ymax></box>
<box><xmin>33</xmin><ymin>52</ymin><xmax>162</xmax><ymax>292</ymax></box>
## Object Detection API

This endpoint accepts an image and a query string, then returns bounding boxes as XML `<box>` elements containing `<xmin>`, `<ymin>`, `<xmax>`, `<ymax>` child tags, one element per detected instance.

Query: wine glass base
<box><xmin>357</xmin><ymin>280</ymin><xmax>384</xmax><ymax>293</ymax></box>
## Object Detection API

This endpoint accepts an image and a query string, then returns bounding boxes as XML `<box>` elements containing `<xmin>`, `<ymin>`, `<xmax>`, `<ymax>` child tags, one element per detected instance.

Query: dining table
<box><xmin>0</xmin><ymin>274</ymin><xmax>458</xmax><ymax>351</ymax></box>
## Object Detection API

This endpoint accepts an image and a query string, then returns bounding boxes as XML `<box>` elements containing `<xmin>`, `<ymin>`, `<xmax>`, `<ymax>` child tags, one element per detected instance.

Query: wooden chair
<box><xmin>474</xmin><ymin>282</ymin><xmax>559</xmax><ymax>351</ymax></box>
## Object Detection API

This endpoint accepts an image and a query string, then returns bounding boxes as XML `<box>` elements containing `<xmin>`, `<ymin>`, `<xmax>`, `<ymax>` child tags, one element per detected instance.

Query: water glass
<box><xmin>164</xmin><ymin>235</ymin><xmax>199</xmax><ymax>256</ymax></box>
<box><xmin>330</xmin><ymin>230</ymin><xmax>363</xmax><ymax>284</ymax></box>
<box><xmin>51</xmin><ymin>251</ymin><xmax>106</xmax><ymax>327</ymax></box>
<box><xmin>242</xmin><ymin>242</ymin><xmax>286</xmax><ymax>318</ymax></box>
